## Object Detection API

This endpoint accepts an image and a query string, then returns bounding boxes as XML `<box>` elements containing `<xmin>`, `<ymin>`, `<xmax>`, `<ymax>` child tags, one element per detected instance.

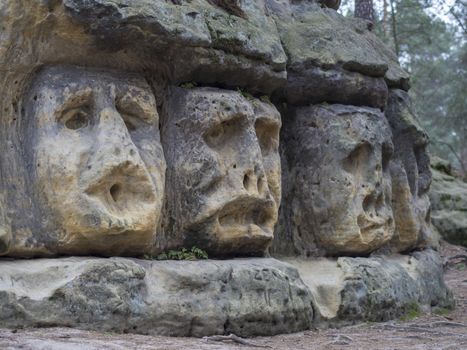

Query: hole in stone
<box><xmin>362</xmin><ymin>195</ymin><xmax>372</xmax><ymax>213</ymax></box>
<box><xmin>110</xmin><ymin>184</ymin><xmax>122</xmax><ymax>202</ymax></box>
<box><xmin>243</xmin><ymin>173</ymin><xmax>250</xmax><ymax>191</ymax></box>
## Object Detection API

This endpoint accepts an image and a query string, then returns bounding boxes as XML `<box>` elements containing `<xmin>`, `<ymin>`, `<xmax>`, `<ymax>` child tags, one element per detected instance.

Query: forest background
<box><xmin>340</xmin><ymin>0</ymin><xmax>466</xmax><ymax>179</ymax></box>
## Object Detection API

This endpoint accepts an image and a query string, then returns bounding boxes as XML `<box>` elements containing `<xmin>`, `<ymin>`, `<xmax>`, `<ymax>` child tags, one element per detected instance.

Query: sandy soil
<box><xmin>1</xmin><ymin>241</ymin><xmax>466</xmax><ymax>350</ymax></box>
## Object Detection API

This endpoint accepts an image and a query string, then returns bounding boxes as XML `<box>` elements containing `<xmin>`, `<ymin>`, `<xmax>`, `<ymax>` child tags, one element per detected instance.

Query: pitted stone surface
<box><xmin>275</xmin><ymin>104</ymin><xmax>395</xmax><ymax>256</ymax></box>
<box><xmin>0</xmin><ymin>258</ymin><xmax>313</xmax><ymax>337</ymax></box>
<box><xmin>0</xmin><ymin>0</ymin><xmax>451</xmax><ymax>337</ymax></box>
<box><xmin>2</xmin><ymin>65</ymin><xmax>166</xmax><ymax>257</ymax></box>
<box><xmin>385</xmin><ymin>89</ymin><xmax>435</xmax><ymax>252</ymax></box>
<box><xmin>159</xmin><ymin>87</ymin><xmax>281</xmax><ymax>257</ymax></box>
<box><xmin>430</xmin><ymin>167</ymin><xmax>467</xmax><ymax>247</ymax></box>
<box><xmin>286</xmin><ymin>249</ymin><xmax>453</xmax><ymax>325</ymax></box>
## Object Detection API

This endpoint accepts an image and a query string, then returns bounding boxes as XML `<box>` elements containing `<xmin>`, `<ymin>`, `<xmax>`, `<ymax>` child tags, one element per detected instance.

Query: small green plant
<box><xmin>179</xmin><ymin>82</ymin><xmax>198</xmax><ymax>89</ymax></box>
<box><xmin>433</xmin><ymin>307</ymin><xmax>451</xmax><ymax>316</ymax></box>
<box><xmin>146</xmin><ymin>246</ymin><xmax>209</xmax><ymax>261</ymax></box>
<box><xmin>237</xmin><ymin>87</ymin><xmax>254</xmax><ymax>101</ymax></box>
<box><xmin>400</xmin><ymin>301</ymin><xmax>421</xmax><ymax>321</ymax></box>
<box><xmin>455</xmin><ymin>262</ymin><xmax>466</xmax><ymax>271</ymax></box>
<box><xmin>259</xmin><ymin>95</ymin><xmax>272</xmax><ymax>104</ymax></box>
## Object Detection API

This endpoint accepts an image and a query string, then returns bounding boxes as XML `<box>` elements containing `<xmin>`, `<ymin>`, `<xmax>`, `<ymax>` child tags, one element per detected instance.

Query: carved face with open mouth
<box><xmin>162</xmin><ymin>87</ymin><xmax>281</xmax><ymax>256</ymax></box>
<box><xmin>27</xmin><ymin>65</ymin><xmax>165</xmax><ymax>256</ymax></box>
<box><xmin>288</xmin><ymin>104</ymin><xmax>395</xmax><ymax>256</ymax></box>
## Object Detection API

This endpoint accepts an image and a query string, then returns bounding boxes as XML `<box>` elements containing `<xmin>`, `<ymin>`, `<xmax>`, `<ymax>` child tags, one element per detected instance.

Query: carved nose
<box><xmin>93</xmin><ymin>108</ymin><xmax>142</xmax><ymax>166</ymax></box>
<box><xmin>82</xmin><ymin>108</ymin><xmax>155</xmax><ymax>207</ymax></box>
<box><xmin>362</xmin><ymin>182</ymin><xmax>385</xmax><ymax>219</ymax></box>
<box><xmin>242</xmin><ymin>165</ymin><xmax>268</xmax><ymax>197</ymax></box>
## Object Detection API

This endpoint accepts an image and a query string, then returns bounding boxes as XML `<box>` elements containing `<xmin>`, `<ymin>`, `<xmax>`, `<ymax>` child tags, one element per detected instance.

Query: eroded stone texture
<box><xmin>159</xmin><ymin>87</ymin><xmax>281</xmax><ymax>257</ymax></box>
<box><xmin>265</xmin><ymin>1</ymin><xmax>409</xmax><ymax>107</ymax></box>
<box><xmin>430</xmin><ymin>166</ymin><xmax>467</xmax><ymax>247</ymax></box>
<box><xmin>0</xmin><ymin>193</ymin><xmax>11</xmax><ymax>255</ymax></box>
<box><xmin>3</xmin><ymin>65</ymin><xmax>165</xmax><ymax>257</ymax></box>
<box><xmin>276</xmin><ymin>104</ymin><xmax>394</xmax><ymax>256</ymax></box>
<box><xmin>286</xmin><ymin>249</ymin><xmax>453</xmax><ymax>325</ymax></box>
<box><xmin>0</xmin><ymin>258</ymin><xmax>313</xmax><ymax>337</ymax></box>
<box><xmin>385</xmin><ymin>89</ymin><xmax>435</xmax><ymax>252</ymax></box>
<box><xmin>62</xmin><ymin>0</ymin><xmax>287</xmax><ymax>94</ymax></box>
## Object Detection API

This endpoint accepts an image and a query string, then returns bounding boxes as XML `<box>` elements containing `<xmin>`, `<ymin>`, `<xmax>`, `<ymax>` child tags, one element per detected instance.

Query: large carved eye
<box><xmin>62</xmin><ymin>108</ymin><xmax>91</xmax><ymax>130</ymax></box>
<box><xmin>204</xmin><ymin>118</ymin><xmax>242</xmax><ymax>149</ymax></box>
<box><xmin>205</xmin><ymin>123</ymin><xmax>225</xmax><ymax>147</ymax></box>
<box><xmin>255</xmin><ymin>119</ymin><xmax>279</xmax><ymax>156</ymax></box>
<box><xmin>343</xmin><ymin>142</ymin><xmax>371</xmax><ymax>174</ymax></box>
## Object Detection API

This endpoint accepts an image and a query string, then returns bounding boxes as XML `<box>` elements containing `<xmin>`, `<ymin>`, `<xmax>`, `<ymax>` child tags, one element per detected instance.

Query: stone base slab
<box><xmin>0</xmin><ymin>250</ymin><xmax>453</xmax><ymax>337</ymax></box>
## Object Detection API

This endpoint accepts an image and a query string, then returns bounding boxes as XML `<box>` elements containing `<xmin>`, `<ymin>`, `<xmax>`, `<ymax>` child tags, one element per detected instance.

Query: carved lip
<box><xmin>357</xmin><ymin>215</ymin><xmax>392</xmax><ymax>233</ymax></box>
<box><xmin>215</xmin><ymin>195</ymin><xmax>277</xmax><ymax>233</ymax></box>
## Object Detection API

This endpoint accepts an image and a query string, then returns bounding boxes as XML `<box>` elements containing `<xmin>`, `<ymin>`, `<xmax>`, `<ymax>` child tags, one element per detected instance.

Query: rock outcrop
<box><xmin>430</xmin><ymin>164</ymin><xmax>467</xmax><ymax>247</ymax></box>
<box><xmin>0</xmin><ymin>0</ymin><xmax>452</xmax><ymax>337</ymax></box>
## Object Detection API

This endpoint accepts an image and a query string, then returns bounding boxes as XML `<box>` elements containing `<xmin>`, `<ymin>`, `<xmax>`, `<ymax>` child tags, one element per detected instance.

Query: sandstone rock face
<box><xmin>0</xmin><ymin>0</ymin><xmax>451</xmax><ymax>338</ymax></box>
<box><xmin>0</xmin><ymin>250</ymin><xmax>451</xmax><ymax>337</ymax></box>
<box><xmin>0</xmin><ymin>258</ymin><xmax>313</xmax><ymax>337</ymax></box>
<box><xmin>385</xmin><ymin>89</ymin><xmax>435</xmax><ymax>252</ymax></box>
<box><xmin>159</xmin><ymin>87</ymin><xmax>281</xmax><ymax>256</ymax></box>
<box><xmin>430</xmin><ymin>168</ymin><xmax>467</xmax><ymax>247</ymax></box>
<box><xmin>4</xmin><ymin>65</ymin><xmax>166</xmax><ymax>257</ymax></box>
<box><xmin>287</xmin><ymin>249</ymin><xmax>452</xmax><ymax>325</ymax></box>
<box><xmin>276</xmin><ymin>104</ymin><xmax>394</xmax><ymax>256</ymax></box>
<box><xmin>266</xmin><ymin>1</ymin><xmax>408</xmax><ymax>107</ymax></box>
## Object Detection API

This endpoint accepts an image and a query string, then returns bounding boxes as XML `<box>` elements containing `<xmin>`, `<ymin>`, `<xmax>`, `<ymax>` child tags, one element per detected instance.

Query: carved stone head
<box><xmin>22</xmin><ymin>65</ymin><xmax>165</xmax><ymax>256</ymax></box>
<box><xmin>386</xmin><ymin>89</ymin><xmax>433</xmax><ymax>251</ymax></box>
<box><xmin>162</xmin><ymin>87</ymin><xmax>281</xmax><ymax>256</ymax></box>
<box><xmin>285</xmin><ymin>104</ymin><xmax>395</xmax><ymax>256</ymax></box>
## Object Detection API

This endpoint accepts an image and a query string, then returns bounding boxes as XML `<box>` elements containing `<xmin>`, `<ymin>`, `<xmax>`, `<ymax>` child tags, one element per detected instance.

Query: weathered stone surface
<box><xmin>62</xmin><ymin>0</ymin><xmax>287</xmax><ymax>94</ymax></box>
<box><xmin>0</xmin><ymin>0</ymin><xmax>451</xmax><ymax>338</ymax></box>
<box><xmin>0</xmin><ymin>193</ymin><xmax>10</xmax><ymax>255</ymax></box>
<box><xmin>266</xmin><ymin>1</ymin><xmax>409</xmax><ymax>106</ymax></box>
<box><xmin>0</xmin><ymin>250</ymin><xmax>452</xmax><ymax>337</ymax></box>
<box><xmin>274</xmin><ymin>104</ymin><xmax>394</xmax><ymax>256</ymax></box>
<box><xmin>159</xmin><ymin>87</ymin><xmax>281</xmax><ymax>257</ymax></box>
<box><xmin>0</xmin><ymin>258</ymin><xmax>313</xmax><ymax>337</ymax></box>
<box><xmin>430</xmin><ymin>168</ymin><xmax>467</xmax><ymax>247</ymax></box>
<box><xmin>2</xmin><ymin>65</ymin><xmax>166</xmax><ymax>257</ymax></box>
<box><xmin>385</xmin><ymin>89</ymin><xmax>435</xmax><ymax>252</ymax></box>
<box><xmin>287</xmin><ymin>249</ymin><xmax>453</xmax><ymax>325</ymax></box>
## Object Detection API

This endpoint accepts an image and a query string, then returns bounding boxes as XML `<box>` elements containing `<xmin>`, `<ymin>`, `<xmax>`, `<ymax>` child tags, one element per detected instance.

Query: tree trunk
<box><xmin>355</xmin><ymin>0</ymin><xmax>374</xmax><ymax>22</ymax></box>
<box><xmin>382</xmin><ymin>0</ymin><xmax>389</xmax><ymax>38</ymax></box>
<box><xmin>389</xmin><ymin>0</ymin><xmax>400</xmax><ymax>57</ymax></box>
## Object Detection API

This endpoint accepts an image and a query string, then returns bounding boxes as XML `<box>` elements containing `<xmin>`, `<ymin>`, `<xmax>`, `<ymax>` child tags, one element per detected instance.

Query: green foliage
<box><xmin>237</xmin><ymin>87</ymin><xmax>255</xmax><ymax>101</ymax></box>
<box><xmin>179</xmin><ymin>82</ymin><xmax>198</xmax><ymax>89</ymax></box>
<box><xmin>260</xmin><ymin>95</ymin><xmax>272</xmax><ymax>104</ymax></box>
<box><xmin>433</xmin><ymin>307</ymin><xmax>452</xmax><ymax>316</ymax></box>
<box><xmin>400</xmin><ymin>301</ymin><xmax>422</xmax><ymax>321</ymax></box>
<box><xmin>147</xmin><ymin>246</ymin><xmax>209</xmax><ymax>261</ymax></box>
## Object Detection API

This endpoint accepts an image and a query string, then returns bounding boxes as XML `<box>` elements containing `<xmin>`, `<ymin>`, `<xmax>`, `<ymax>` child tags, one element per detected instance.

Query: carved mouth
<box><xmin>357</xmin><ymin>215</ymin><xmax>392</xmax><ymax>234</ymax></box>
<box><xmin>215</xmin><ymin>196</ymin><xmax>277</xmax><ymax>238</ymax></box>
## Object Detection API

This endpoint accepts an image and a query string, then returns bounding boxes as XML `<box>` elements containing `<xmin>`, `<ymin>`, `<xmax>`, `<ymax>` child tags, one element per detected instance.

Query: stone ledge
<box><xmin>0</xmin><ymin>250</ymin><xmax>453</xmax><ymax>337</ymax></box>
<box><xmin>0</xmin><ymin>258</ymin><xmax>313</xmax><ymax>337</ymax></box>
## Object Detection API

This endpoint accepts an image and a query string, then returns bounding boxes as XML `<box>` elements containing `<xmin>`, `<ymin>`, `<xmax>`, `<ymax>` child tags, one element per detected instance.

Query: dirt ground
<box><xmin>1</xmin><ymin>242</ymin><xmax>466</xmax><ymax>350</ymax></box>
